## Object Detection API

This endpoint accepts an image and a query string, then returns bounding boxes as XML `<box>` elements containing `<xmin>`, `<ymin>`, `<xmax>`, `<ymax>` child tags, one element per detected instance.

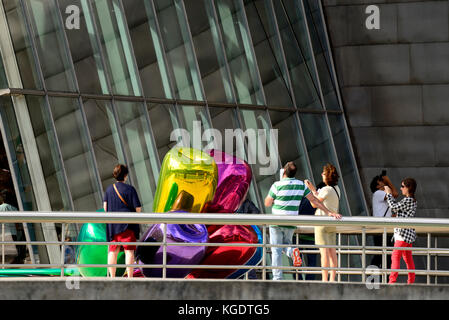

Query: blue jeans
<box><xmin>269</xmin><ymin>226</ymin><xmax>295</xmax><ymax>280</ymax></box>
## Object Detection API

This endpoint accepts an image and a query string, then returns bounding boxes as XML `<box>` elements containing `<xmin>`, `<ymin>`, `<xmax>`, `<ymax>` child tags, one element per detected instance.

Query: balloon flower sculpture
<box><xmin>187</xmin><ymin>149</ymin><xmax>263</xmax><ymax>279</ymax></box>
<box><xmin>137</xmin><ymin>147</ymin><xmax>262</xmax><ymax>279</ymax></box>
<box><xmin>75</xmin><ymin>147</ymin><xmax>262</xmax><ymax>279</ymax></box>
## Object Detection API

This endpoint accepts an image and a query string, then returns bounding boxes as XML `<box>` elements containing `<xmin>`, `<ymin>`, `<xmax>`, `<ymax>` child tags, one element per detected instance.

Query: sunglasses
<box><xmin>401</xmin><ymin>185</ymin><xmax>406</xmax><ymax>188</ymax></box>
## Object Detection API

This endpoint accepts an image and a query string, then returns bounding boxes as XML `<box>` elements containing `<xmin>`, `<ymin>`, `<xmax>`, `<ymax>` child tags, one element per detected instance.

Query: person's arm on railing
<box><xmin>306</xmin><ymin>193</ymin><xmax>341</xmax><ymax>219</ymax></box>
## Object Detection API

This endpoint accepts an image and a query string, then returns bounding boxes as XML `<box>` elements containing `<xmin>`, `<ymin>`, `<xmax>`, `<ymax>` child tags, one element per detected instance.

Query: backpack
<box><xmin>298</xmin><ymin>197</ymin><xmax>316</xmax><ymax>215</ymax></box>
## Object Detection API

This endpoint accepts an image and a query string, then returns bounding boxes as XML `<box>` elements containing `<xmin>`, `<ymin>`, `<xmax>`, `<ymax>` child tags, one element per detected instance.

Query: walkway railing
<box><xmin>1</xmin><ymin>212</ymin><xmax>449</xmax><ymax>284</ymax></box>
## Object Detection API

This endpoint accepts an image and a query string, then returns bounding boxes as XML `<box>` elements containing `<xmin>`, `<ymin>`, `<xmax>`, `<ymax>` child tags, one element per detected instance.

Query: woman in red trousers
<box><xmin>384</xmin><ymin>178</ymin><xmax>417</xmax><ymax>284</ymax></box>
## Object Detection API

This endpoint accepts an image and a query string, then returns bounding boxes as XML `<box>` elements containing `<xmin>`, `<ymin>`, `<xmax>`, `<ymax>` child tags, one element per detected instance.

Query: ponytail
<box><xmin>402</xmin><ymin>178</ymin><xmax>417</xmax><ymax>201</ymax></box>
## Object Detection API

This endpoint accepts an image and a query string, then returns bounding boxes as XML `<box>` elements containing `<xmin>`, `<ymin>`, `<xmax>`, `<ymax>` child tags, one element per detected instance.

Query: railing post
<box><xmin>427</xmin><ymin>233</ymin><xmax>431</xmax><ymax>285</ymax></box>
<box><xmin>337</xmin><ymin>232</ymin><xmax>341</xmax><ymax>283</ymax></box>
<box><xmin>362</xmin><ymin>227</ymin><xmax>366</xmax><ymax>284</ymax></box>
<box><xmin>1</xmin><ymin>223</ymin><xmax>4</xmax><ymax>269</ymax></box>
<box><xmin>382</xmin><ymin>228</ymin><xmax>387</xmax><ymax>284</ymax></box>
<box><xmin>295</xmin><ymin>232</ymin><xmax>299</xmax><ymax>281</ymax></box>
<box><xmin>162</xmin><ymin>223</ymin><xmax>167</xmax><ymax>279</ymax></box>
<box><xmin>434</xmin><ymin>237</ymin><xmax>438</xmax><ymax>284</ymax></box>
<box><xmin>347</xmin><ymin>235</ymin><xmax>350</xmax><ymax>282</ymax></box>
<box><xmin>262</xmin><ymin>225</ymin><xmax>267</xmax><ymax>281</ymax></box>
<box><xmin>60</xmin><ymin>223</ymin><xmax>66</xmax><ymax>277</ymax></box>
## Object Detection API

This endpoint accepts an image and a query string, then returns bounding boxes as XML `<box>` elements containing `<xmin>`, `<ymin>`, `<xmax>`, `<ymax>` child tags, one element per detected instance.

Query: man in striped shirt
<box><xmin>265</xmin><ymin>162</ymin><xmax>341</xmax><ymax>280</ymax></box>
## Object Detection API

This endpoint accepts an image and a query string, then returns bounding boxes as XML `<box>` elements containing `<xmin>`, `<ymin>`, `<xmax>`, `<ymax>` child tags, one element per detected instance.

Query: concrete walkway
<box><xmin>1</xmin><ymin>278</ymin><xmax>448</xmax><ymax>300</ymax></box>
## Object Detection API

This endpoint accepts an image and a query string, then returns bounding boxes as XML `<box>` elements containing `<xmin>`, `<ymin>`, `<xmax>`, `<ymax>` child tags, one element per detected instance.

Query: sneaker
<box><xmin>291</xmin><ymin>248</ymin><xmax>302</xmax><ymax>267</ymax></box>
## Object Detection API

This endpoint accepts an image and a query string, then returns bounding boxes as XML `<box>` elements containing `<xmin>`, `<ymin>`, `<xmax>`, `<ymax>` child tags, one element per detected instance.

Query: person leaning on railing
<box><xmin>103</xmin><ymin>164</ymin><xmax>142</xmax><ymax>278</ymax></box>
<box><xmin>384</xmin><ymin>178</ymin><xmax>417</xmax><ymax>284</ymax></box>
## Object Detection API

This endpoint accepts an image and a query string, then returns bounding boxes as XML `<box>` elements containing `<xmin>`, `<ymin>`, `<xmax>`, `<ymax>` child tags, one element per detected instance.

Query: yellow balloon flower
<box><xmin>153</xmin><ymin>147</ymin><xmax>218</xmax><ymax>213</ymax></box>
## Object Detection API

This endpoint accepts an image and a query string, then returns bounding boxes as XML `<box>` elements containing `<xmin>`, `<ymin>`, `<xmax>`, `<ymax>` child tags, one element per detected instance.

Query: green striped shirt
<box><xmin>268</xmin><ymin>178</ymin><xmax>310</xmax><ymax>216</ymax></box>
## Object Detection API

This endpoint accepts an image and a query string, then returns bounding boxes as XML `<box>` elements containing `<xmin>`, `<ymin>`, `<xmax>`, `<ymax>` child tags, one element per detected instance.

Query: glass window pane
<box><xmin>302</xmin><ymin>0</ymin><xmax>340</xmax><ymax>111</ymax></box>
<box><xmin>215</xmin><ymin>0</ymin><xmax>264</xmax><ymax>105</ymax></box>
<box><xmin>3</xmin><ymin>0</ymin><xmax>42</xmax><ymax>90</ymax></box>
<box><xmin>47</xmin><ymin>97</ymin><xmax>102</xmax><ymax>211</ymax></box>
<box><xmin>153</xmin><ymin>0</ymin><xmax>204</xmax><ymax>101</ymax></box>
<box><xmin>122</xmin><ymin>0</ymin><xmax>172</xmax><ymax>99</ymax></box>
<box><xmin>269</xmin><ymin>111</ymin><xmax>310</xmax><ymax>180</ymax></box>
<box><xmin>25</xmin><ymin>95</ymin><xmax>71</xmax><ymax>211</ymax></box>
<box><xmin>328</xmin><ymin>114</ymin><xmax>366</xmax><ymax>216</ymax></box>
<box><xmin>59</xmin><ymin>0</ymin><xmax>108</xmax><ymax>94</ymax></box>
<box><xmin>90</xmin><ymin>0</ymin><xmax>141</xmax><ymax>96</ymax></box>
<box><xmin>239</xmin><ymin>108</ymin><xmax>280</xmax><ymax>211</ymax></box>
<box><xmin>0</xmin><ymin>58</ymin><xmax>7</xmax><ymax>88</ymax></box>
<box><xmin>278</xmin><ymin>0</ymin><xmax>319</xmax><ymax>89</ymax></box>
<box><xmin>177</xmin><ymin>104</ymin><xmax>211</xmax><ymax>150</ymax></box>
<box><xmin>244</xmin><ymin>0</ymin><xmax>293</xmax><ymax>108</ymax></box>
<box><xmin>299</xmin><ymin>113</ymin><xmax>350</xmax><ymax>216</ymax></box>
<box><xmin>209</xmin><ymin>106</ymin><xmax>240</xmax><ymax>154</ymax></box>
<box><xmin>209</xmin><ymin>106</ymin><xmax>261</xmax><ymax>209</ymax></box>
<box><xmin>273</xmin><ymin>0</ymin><xmax>322</xmax><ymax>110</ymax></box>
<box><xmin>147</xmin><ymin>103</ymin><xmax>179</xmax><ymax>160</ymax></box>
<box><xmin>114</xmin><ymin>101</ymin><xmax>159</xmax><ymax>210</ymax></box>
<box><xmin>23</xmin><ymin>0</ymin><xmax>77</xmax><ymax>92</ymax></box>
<box><xmin>81</xmin><ymin>98</ymin><xmax>125</xmax><ymax>192</ymax></box>
<box><xmin>0</xmin><ymin>96</ymin><xmax>37</xmax><ymax>211</ymax></box>
<box><xmin>184</xmin><ymin>0</ymin><xmax>234</xmax><ymax>103</ymax></box>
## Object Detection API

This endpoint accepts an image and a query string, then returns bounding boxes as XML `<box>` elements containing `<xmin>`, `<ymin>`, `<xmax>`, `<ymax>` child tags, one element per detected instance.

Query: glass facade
<box><xmin>0</xmin><ymin>0</ymin><xmax>368</xmax><ymax>263</ymax></box>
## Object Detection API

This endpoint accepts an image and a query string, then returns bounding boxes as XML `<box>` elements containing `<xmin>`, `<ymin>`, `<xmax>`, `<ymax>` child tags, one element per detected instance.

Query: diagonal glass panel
<box><xmin>47</xmin><ymin>96</ymin><xmax>102</xmax><ymax>211</ymax></box>
<box><xmin>276</xmin><ymin>0</ymin><xmax>319</xmax><ymax>90</ymax></box>
<box><xmin>0</xmin><ymin>58</ymin><xmax>7</xmax><ymax>88</ymax></box>
<box><xmin>114</xmin><ymin>100</ymin><xmax>159</xmax><ymax>210</ymax></box>
<box><xmin>147</xmin><ymin>103</ymin><xmax>180</xmax><ymax>160</ymax></box>
<box><xmin>25</xmin><ymin>95</ymin><xmax>71</xmax><ymax>211</ymax></box>
<box><xmin>244</xmin><ymin>0</ymin><xmax>293</xmax><ymax>108</ymax></box>
<box><xmin>238</xmin><ymin>108</ymin><xmax>280</xmax><ymax>211</ymax></box>
<box><xmin>272</xmin><ymin>0</ymin><xmax>321</xmax><ymax>110</ymax></box>
<box><xmin>152</xmin><ymin>0</ymin><xmax>204</xmax><ymax>101</ymax></box>
<box><xmin>215</xmin><ymin>0</ymin><xmax>264</xmax><ymax>105</ymax></box>
<box><xmin>122</xmin><ymin>0</ymin><xmax>172</xmax><ymax>99</ymax></box>
<box><xmin>3</xmin><ymin>0</ymin><xmax>42</xmax><ymax>90</ymax></box>
<box><xmin>328</xmin><ymin>114</ymin><xmax>367</xmax><ymax>216</ymax></box>
<box><xmin>177</xmin><ymin>104</ymin><xmax>212</xmax><ymax>150</ymax></box>
<box><xmin>300</xmin><ymin>0</ymin><xmax>340</xmax><ymax>111</ymax></box>
<box><xmin>299</xmin><ymin>113</ymin><xmax>350</xmax><ymax>217</ymax></box>
<box><xmin>88</xmin><ymin>0</ymin><xmax>141</xmax><ymax>96</ymax></box>
<box><xmin>0</xmin><ymin>96</ymin><xmax>37</xmax><ymax>211</ymax></box>
<box><xmin>184</xmin><ymin>0</ymin><xmax>234</xmax><ymax>103</ymax></box>
<box><xmin>59</xmin><ymin>0</ymin><xmax>109</xmax><ymax>95</ymax></box>
<box><xmin>82</xmin><ymin>98</ymin><xmax>126</xmax><ymax>191</ymax></box>
<box><xmin>269</xmin><ymin>111</ymin><xmax>311</xmax><ymax>181</ymax></box>
<box><xmin>209</xmin><ymin>106</ymin><xmax>261</xmax><ymax>209</ymax></box>
<box><xmin>23</xmin><ymin>0</ymin><xmax>77</xmax><ymax>92</ymax></box>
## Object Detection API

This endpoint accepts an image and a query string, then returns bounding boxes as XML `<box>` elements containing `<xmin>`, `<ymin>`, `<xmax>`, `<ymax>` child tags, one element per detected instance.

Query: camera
<box><xmin>380</xmin><ymin>170</ymin><xmax>387</xmax><ymax>177</ymax></box>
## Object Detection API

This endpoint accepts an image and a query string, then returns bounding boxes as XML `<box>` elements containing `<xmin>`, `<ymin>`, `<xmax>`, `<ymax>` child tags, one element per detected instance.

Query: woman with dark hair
<box><xmin>103</xmin><ymin>164</ymin><xmax>142</xmax><ymax>278</ymax></box>
<box><xmin>305</xmin><ymin>164</ymin><xmax>341</xmax><ymax>282</ymax></box>
<box><xmin>384</xmin><ymin>178</ymin><xmax>417</xmax><ymax>284</ymax></box>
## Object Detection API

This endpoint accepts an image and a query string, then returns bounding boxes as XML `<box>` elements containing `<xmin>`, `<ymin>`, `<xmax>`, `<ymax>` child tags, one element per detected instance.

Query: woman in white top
<box><xmin>305</xmin><ymin>164</ymin><xmax>341</xmax><ymax>282</ymax></box>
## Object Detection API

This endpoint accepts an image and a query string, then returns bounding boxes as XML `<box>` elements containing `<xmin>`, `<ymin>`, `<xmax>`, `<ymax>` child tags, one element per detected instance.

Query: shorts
<box><xmin>314</xmin><ymin>226</ymin><xmax>336</xmax><ymax>246</ymax></box>
<box><xmin>108</xmin><ymin>229</ymin><xmax>137</xmax><ymax>252</ymax></box>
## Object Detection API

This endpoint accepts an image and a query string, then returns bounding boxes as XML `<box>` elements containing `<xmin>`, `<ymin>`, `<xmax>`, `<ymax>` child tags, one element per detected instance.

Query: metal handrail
<box><xmin>0</xmin><ymin>212</ymin><xmax>449</xmax><ymax>229</ymax></box>
<box><xmin>1</xmin><ymin>212</ymin><xmax>449</xmax><ymax>284</ymax></box>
